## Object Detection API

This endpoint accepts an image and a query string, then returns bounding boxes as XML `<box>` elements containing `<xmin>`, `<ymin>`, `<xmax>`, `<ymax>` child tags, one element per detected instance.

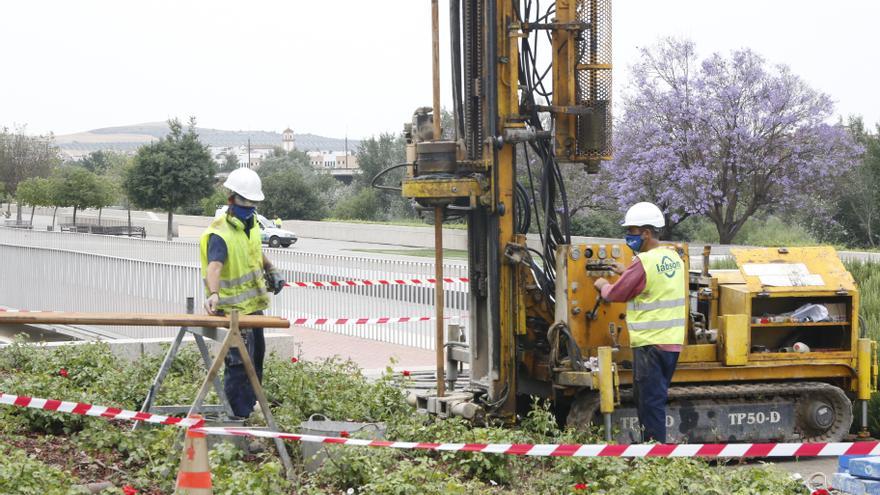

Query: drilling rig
<box><xmin>391</xmin><ymin>0</ymin><xmax>878</xmax><ymax>443</ymax></box>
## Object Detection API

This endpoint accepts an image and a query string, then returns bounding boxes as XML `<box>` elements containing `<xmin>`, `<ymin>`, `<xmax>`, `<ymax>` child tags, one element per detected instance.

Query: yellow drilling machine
<box><xmin>390</xmin><ymin>0</ymin><xmax>878</xmax><ymax>443</ymax></box>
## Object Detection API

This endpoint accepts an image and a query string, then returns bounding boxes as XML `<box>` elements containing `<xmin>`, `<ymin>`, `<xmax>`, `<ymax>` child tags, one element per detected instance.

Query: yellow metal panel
<box><xmin>598</xmin><ymin>347</ymin><xmax>614</xmax><ymax>414</ymax></box>
<box><xmin>552</xmin><ymin>0</ymin><xmax>577</xmax><ymax>161</ymax></box>
<box><xmin>721</xmin><ymin>314</ymin><xmax>749</xmax><ymax>365</ymax></box>
<box><xmin>712</xmin><ymin>270</ymin><xmax>745</xmax><ymax>285</ymax></box>
<box><xmin>858</xmin><ymin>338</ymin><xmax>872</xmax><ymax>400</ymax></box>
<box><xmin>719</xmin><ymin>284</ymin><xmax>750</xmax><ymax>319</ymax></box>
<box><xmin>617</xmin><ymin>364</ymin><xmax>855</xmax><ymax>386</ymax></box>
<box><xmin>401</xmin><ymin>177</ymin><xmax>485</xmax><ymax>202</ymax></box>
<box><xmin>678</xmin><ymin>344</ymin><xmax>719</xmax><ymax>363</ymax></box>
<box><xmin>612</xmin><ymin>344</ymin><xmax>719</xmax><ymax>365</ymax></box>
<box><xmin>561</xmin><ymin>242</ymin><xmax>689</xmax><ymax>354</ymax></box>
<box><xmin>730</xmin><ymin>246</ymin><xmax>856</xmax><ymax>293</ymax></box>
<box><xmin>748</xmin><ymin>351</ymin><xmax>854</xmax><ymax>363</ymax></box>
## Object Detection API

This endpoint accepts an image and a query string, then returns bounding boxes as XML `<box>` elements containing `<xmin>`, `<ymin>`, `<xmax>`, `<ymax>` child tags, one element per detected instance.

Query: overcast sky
<box><xmin>2</xmin><ymin>1</ymin><xmax>877</xmax><ymax>139</ymax></box>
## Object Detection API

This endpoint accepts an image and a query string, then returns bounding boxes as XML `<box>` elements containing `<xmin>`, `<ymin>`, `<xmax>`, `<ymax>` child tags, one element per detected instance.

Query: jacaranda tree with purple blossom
<box><xmin>606</xmin><ymin>38</ymin><xmax>861</xmax><ymax>243</ymax></box>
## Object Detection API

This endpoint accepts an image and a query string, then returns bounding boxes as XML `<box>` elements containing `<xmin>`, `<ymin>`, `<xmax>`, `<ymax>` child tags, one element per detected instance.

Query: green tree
<box><xmin>355</xmin><ymin>133</ymin><xmax>405</xmax><ymax>190</ymax></box>
<box><xmin>79</xmin><ymin>150</ymin><xmax>113</xmax><ymax>174</ymax></box>
<box><xmin>833</xmin><ymin>117</ymin><xmax>880</xmax><ymax>247</ymax></box>
<box><xmin>331</xmin><ymin>187</ymin><xmax>382</xmax><ymax>220</ymax></box>
<box><xmin>0</xmin><ymin>126</ymin><xmax>60</xmax><ymax>221</ymax></box>
<box><xmin>218</xmin><ymin>152</ymin><xmax>240</xmax><ymax>173</ymax></box>
<box><xmin>261</xmin><ymin>167</ymin><xmax>331</xmax><ymax>220</ymax></box>
<box><xmin>353</xmin><ymin>133</ymin><xmax>415</xmax><ymax>220</ymax></box>
<box><xmin>257</xmin><ymin>149</ymin><xmax>337</xmax><ymax>220</ymax></box>
<box><xmin>200</xmin><ymin>187</ymin><xmax>229</xmax><ymax>216</ymax></box>
<box><xmin>52</xmin><ymin>167</ymin><xmax>114</xmax><ymax>223</ymax></box>
<box><xmin>124</xmin><ymin>118</ymin><xmax>216</xmax><ymax>240</ymax></box>
<box><xmin>99</xmin><ymin>151</ymin><xmax>134</xmax><ymax>228</ymax></box>
<box><xmin>14</xmin><ymin>177</ymin><xmax>52</xmax><ymax>224</ymax></box>
<box><xmin>256</xmin><ymin>148</ymin><xmax>313</xmax><ymax>178</ymax></box>
<box><xmin>0</xmin><ymin>180</ymin><xmax>7</xmax><ymax>216</ymax></box>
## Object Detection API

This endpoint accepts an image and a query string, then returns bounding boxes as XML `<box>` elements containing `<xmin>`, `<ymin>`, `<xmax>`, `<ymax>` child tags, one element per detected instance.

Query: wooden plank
<box><xmin>0</xmin><ymin>312</ymin><xmax>289</xmax><ymax>329</ymax></box>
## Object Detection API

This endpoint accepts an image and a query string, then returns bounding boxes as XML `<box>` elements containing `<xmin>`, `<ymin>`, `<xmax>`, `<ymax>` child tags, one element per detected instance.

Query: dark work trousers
<box><xmin>632</xmin><ymin>345</ymin><xmax>680</xmax><ymax>443</ymax></box>
<box><xmin>223</xmin><ymin>310</ymin><xmax>266</xmax><ymax>418</ymax></box>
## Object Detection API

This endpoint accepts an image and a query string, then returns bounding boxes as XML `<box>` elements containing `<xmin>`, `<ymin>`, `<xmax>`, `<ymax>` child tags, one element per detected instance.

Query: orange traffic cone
<box><xmin>175</xmin><ymin>416</ymin><xmax>213</xmax><ymax>495</ymax></box>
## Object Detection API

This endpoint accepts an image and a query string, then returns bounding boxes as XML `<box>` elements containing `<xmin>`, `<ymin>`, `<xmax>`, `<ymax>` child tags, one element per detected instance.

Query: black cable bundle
<box><xmin>513</xmin><ymin>0</ymin><xmax>571</xmax><ymax>305</ymax></box>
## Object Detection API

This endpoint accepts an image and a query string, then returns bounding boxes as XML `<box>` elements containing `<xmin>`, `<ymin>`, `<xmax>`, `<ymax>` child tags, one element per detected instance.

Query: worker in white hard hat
<box><xmin>593</xmin><ymin>202</ymin><xmax>686</xmax><ymax>443</ymax></box>
<box><xmin>199</xmin><ymin>167</ymin><xmax>285</xmax><ymax>418</ymax></box>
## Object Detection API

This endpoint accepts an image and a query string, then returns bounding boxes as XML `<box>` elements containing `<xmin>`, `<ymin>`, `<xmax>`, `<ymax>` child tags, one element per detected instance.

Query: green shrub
<box><xmin>210</xmin><ymin>442</ymin><xmax>292</xmax><ymax>494</ymax></box>
<box><xmin>570</xmin><ymin>209</ymin><xmax>623</xmax><ymax>238</ymax></box>
<box><xmin>361</xmin><ymin>457</ymin><xmax>483</xmax><ymax>494</ymax></box>
<box><xmin>331</xmin><ymin>188</ymin><xmax>383</xmax><ymax>221</ymax></box>
<box><xmin>846</xmin><ymin>260</ymin><xmax>880</xmax><ymax>341</ymax></box>
<box><xmin>668</xmin><ymin>216</ymin><xmax>719</xmax><ymax>243</ymax></box>
<box><xmin>262</xmin><ymin>356</ymin><xmax>408</xmax><ymax>431</ymax></box>
<box><xmin>734</xmin><ymin>216</ymin><xmax>817</xmax><ymax>246</ymax></box>
<box><xmin>530</xmin><ymin>457</ymin><xmax>806</xmax><ymax>495</ymax></box>
<box><xmin>304</xmin><ymin>444</ymin><xmax>399</xmax><ymax>493</ymax></box>
<box><xmin>0</xmin><ymin>442</ymin><xmax>88</xmax><ymax>494</ymax></box>
<box><xmin>0</xmin><ymin>342</ymin><xmax>813</xmax><ymax>493</ymax></box>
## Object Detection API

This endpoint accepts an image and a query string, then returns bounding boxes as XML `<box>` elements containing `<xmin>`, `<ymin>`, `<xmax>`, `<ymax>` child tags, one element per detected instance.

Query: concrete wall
<box><xmin>282</xmin><ymin>219</ymin><xmax>471</xmax><ymax>249</ymax></box>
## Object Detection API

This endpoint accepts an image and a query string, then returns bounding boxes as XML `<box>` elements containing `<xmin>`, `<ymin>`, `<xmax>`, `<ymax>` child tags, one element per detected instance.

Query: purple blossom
<box><xmin>599</xmin><ymin>38</ymin><xmax>862</xmax><ymax>243</ymax></box>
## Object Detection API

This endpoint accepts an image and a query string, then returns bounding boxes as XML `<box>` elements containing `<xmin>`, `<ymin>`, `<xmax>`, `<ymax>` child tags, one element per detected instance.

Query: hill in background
<box><xmin>54</xmin><ymin>122</ymin><xmax>361</xmax><ymax>158</ymax></box>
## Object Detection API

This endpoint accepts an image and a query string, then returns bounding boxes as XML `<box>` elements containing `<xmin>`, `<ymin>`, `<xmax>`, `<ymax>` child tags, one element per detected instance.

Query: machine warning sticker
<box><xmin>741</xmin><ymin>263</ymin><xmax>825</xmax><ymax>287</ymax></box>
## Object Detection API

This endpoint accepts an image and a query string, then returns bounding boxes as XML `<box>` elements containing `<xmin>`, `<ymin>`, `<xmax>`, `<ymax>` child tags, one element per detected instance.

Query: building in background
<box><xmin>282</xmin><ymin>127</ymin><xmax>295</xmax><ymax>152</ymax></box>
<box><xmin>209</xmin><ymin>144</ymin><xmax>274</xmax><ymax>169</ymax></box>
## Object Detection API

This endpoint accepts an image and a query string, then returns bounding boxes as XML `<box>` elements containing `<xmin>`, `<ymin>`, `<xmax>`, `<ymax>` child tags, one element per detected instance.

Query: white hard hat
<box><xmin>223</xmin><ymin>167</ymin><xmax>264</xmax><ymax>201</ymax></box>
<box><xmin>622</xmin><ymin>202</ymin><xmax>665</xmax><ymax>228</ymax></box>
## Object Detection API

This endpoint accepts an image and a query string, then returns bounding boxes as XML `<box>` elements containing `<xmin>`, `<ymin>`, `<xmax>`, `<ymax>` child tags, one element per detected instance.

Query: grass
<box><xmin>709</xmin><ymin>257</ymin><xmax>739</xmax><ymax>270</ymax></box>
<box><xmin>845</xmin><ymin>260</ymin><xmax>880</xmax><ymax>341</ymax></box>
<box><xmin>350</xmin><ymin>247</ymin><xmax>469</xmax><ymax>260</ymax></box>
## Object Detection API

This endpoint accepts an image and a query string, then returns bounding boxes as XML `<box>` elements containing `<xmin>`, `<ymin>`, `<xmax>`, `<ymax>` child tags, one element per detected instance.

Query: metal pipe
<box><xmin>435</xmin><ymin>207</ymin><xmax>446</xmax><ymax>397</ymax></box>
<box><xmin>450</xmin><ymin>0</ymin><xmax>465</xmax><ymax>141</ymax></box>
<box><xmin>431</xmin><ymin>0</ymin><xmax>442</xmax><ymax>140</ymax></box>
<box><xmin>603</xmin><ymin>413</ymin><xmax>612</xmax><ymax>442</ymax></box>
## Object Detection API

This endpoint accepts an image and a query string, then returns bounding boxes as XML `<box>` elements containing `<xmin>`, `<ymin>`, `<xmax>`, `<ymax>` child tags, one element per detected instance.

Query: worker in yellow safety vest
<box><xmin>200</xmin><ymin>167</ymin><xmax>285</xmax><ymax>418</ymax></box>
<box><xmin>593</xmin><ymin>202</ymin><xmax>686</xmax><ymax>443</ymax></box>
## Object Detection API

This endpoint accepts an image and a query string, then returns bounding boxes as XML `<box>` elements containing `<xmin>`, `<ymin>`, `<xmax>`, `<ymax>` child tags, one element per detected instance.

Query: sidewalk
<box><xmin>272</xmin><ymin>325</ymin><xmax>436</xmax><ymax>373</ymax></box>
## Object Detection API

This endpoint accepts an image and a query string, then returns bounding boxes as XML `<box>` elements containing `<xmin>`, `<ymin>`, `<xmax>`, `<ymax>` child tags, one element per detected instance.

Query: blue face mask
<box><xmin>625</xmin><ymin>233</ymin><xmax>644</xmax><ymax>253</ymax></box>
<box><xmin>229</xmin><ymin>204</ymin><xmax>256</xmax><ymax>222</ymax></box>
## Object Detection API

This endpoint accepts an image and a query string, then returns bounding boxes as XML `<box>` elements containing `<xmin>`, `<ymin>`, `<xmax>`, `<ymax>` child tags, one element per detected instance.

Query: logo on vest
<box><xmin>656</xmin><ymin>256</ymin><xmax>681</xmax><ymax>279</ymax></box>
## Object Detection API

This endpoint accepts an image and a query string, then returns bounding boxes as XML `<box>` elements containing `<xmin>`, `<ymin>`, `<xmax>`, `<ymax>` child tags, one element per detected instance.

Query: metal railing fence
<box><xmin>0</xmin><ymin>227</ymin><xmax>468</xmax><ymax>349</ymax></box>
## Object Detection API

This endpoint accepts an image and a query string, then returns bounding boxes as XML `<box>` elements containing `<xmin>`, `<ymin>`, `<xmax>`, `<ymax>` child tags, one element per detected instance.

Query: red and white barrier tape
<box><xmin>0</xmin><ymin>309</ymin><xmax>61</xmax><ymax>313</ymax></box>
<box><xmin>291</xmin><ymin>316</ymin><xmax>462</xmax><ymax>326</ymax></box>
<box><xmin>1</xmin><ymin>391</ymin><xmax>878</xmax><ymax>458</ymax></box>
<box><xmin>192</xmin><ymin>427</ymin><xmax>880</xmax><ymax>458</ymax></box>
<box><xmin>285</xmin><ymin>277</ymin><xmax>468</xmax><ymax>288</ymax></box>
<box><xmin>0</xmin><ymin>392</ymin><xmax>204</xmax><ymax>428</ymax></box>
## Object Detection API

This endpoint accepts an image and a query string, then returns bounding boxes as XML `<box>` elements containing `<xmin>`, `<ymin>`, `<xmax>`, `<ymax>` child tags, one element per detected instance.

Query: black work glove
<box><xmin>264</xmin><ymin>268</ymin><xmax>286</xmax><ymax>295</ymax></box>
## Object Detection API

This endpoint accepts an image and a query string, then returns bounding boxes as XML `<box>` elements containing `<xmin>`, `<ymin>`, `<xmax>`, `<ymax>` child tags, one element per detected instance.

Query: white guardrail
<box><xmin>0</xmin><ymin>227</ymin><xmax>468</xmax><ymax>349</ymax></box>
<box><xmin>2</xmin><ymin>226</ymin><xmax>878</xmax><ymax>349</ymax></box>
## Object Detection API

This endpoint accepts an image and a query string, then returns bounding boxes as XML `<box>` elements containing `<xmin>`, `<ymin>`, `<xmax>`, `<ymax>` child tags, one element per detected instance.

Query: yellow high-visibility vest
<box><xmin>199</xmin><ymin>214</ymin><xmax>269</xmax><ymax>315</ymax></box>
<box><xmin>626</xmin><ymin>247</ymin><xmax>687</xmax><ymax>348</ymax></box>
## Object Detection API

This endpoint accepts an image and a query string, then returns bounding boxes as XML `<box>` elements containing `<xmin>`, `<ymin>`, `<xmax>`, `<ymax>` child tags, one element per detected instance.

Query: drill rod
<box><xmin>434</xmin><ymin>207</ymin><xmax>446</xmax><ymax>397</ymax></box>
